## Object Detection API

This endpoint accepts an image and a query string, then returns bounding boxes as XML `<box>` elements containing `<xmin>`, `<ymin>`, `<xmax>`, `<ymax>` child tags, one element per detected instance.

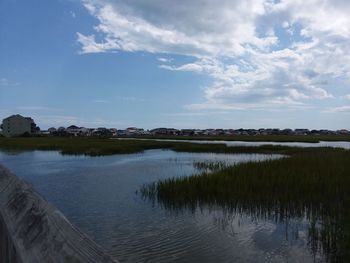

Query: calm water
<box><xmin>0</xmin><ymin>149</ymin><xmax>324</xmax><ymax>262</ymax></box>
<box><xmin>117</xmin><ymin>138</ymin><xmax>350</xmax><ymax>149</ymax></box>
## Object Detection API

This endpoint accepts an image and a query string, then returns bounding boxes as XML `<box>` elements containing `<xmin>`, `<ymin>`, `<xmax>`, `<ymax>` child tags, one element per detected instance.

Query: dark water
<box><xmin>0</xmin><ymin>150</ymin><xmax>324</xmax><ymax>262</ymax></box>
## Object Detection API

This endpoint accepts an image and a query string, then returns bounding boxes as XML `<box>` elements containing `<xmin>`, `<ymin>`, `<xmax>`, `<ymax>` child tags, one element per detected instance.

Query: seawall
<box><xmin>0</xmin><ymin>164</ymin><xmax>119</xmax><ymax>263</ymax></box>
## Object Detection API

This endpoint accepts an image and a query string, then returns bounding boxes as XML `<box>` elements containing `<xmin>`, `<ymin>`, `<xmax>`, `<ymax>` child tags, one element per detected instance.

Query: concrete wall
<box><xmin>0</xmin><ymin>164</ymin><xmax>119</xmax><ymax>263</ymax></box>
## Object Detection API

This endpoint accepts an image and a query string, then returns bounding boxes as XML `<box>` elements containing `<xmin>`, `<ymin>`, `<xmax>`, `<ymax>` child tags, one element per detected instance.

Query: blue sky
<box><xmin>1</xmin><ymin>0</ymin><xmax>349</xmax><ymax>129</ymax></box>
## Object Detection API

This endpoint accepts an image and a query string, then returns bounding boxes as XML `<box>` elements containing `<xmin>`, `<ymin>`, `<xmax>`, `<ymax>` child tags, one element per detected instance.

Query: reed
<box><xmin>193</xmin><ymin>161</ymin><xmax>228</xmax><ymax>172</ymax></box>
<box><xmin>141</xmin><ymin>148</ymin><xmax>350</xmax><ymax>262</ymax></box>
<box><xmin>0</xmin><ymin>137</ymin><xmax>303</xmax><ymax>156</ymax></box>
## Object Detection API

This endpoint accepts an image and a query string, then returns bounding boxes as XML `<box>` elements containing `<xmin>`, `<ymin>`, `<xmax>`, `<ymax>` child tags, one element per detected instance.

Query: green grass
<box><xmin>0</xmin><ymin>136</ymin><xmax>307</xmax><ymax>156</ymax></box>
<box><xmin>0</xmin><ymin>137</ymin><xmax>184</xmax><ymax>155</ymax></box>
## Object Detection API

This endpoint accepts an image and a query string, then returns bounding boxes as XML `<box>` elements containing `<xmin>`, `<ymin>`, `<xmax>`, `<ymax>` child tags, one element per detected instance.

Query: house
<box><xmin>66</xmin><ymin>125</ymin><xmax>80</xmax><ymax>136</ymax></box>
<box><xmin>117</xmin><ymin>129</ymin><xmax>127</xmax><ymax>136</ymax></box>
<box><xmin>281</xmin><ymin>129</ymin><xmax>293</xmax><ymax>135</ymax></box>
<box><xmin>337</xmin><ymin>129</ymin><xmax>350</xmax><ymax>135</ymax></box>
<box><xmin>295</xmin><ymin>129</ymin><xmax>310</xmax><ymax>135</ymax></box>
<box><xmin>91</xmin><ymin>127</ymin><xmax>113</xmax><ymax>137</ymax></box>
<box><xmin>126</xmin><ymin>127</ymin><xmax>144</xmax><ymax>136</ymax></box>
<box><xmin>202</xmin><ymin>129</ymin><xmax>215</xmax><ymax>135</ymax></box>
<box><xmin>40</xmin><ymin>130</ymin><xmax>50</xmax><ymax>135</ymax></box>
<box><xmin>180</xmin><ymin>129</ymin><xmax>195</xmax><ymax>136</ymax></box>
<box><xmin>109</xmin><ymin>128</ymin><xmax>118</xmax><ymax>136</ymax></box>
<box><xmin>150</xmin><ymin>128</ymin><xmax>168</xmax><ymax>135</ymax></box>
<box><xmin>165</xmin><ymin>128</ymin><xmax>179</xmax><ymax>135</ymax></box>
<box><xmin>48</xmin><ymin>127</ymin><xmax>57</xmax><ymax>134</ymax></box>
<box><xmin>1</xmin><ymin>114</ymin><xmax>39</xmax><ymax>137</ymax></box>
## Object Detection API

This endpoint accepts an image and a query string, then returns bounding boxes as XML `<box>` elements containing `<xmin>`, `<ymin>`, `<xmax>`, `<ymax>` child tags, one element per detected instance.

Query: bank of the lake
<box><xmin>126</xmin><ymin>134</ymin><xmax>350</xmax><ymax>143</ymax></box>
<box><xmin>0</xmin><ymin>137</ymin><xmax>295</xmax><ymax>156</ymax></box>
<box><xmin>1</xmin><ymin>136</ymin><xmax>349</xmax><ymax>156</ymax></box>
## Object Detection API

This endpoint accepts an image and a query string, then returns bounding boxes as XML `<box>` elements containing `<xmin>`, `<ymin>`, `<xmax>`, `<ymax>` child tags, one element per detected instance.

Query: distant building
<box><xmin>126</xmin><ymin>127</ymin><xmax>144</xmax><ymax>135</ymax></box>
<box><xmin>337</xmin><ymin>129</ymin><xmax>350</xmax><ymax>135</ymax></box>
<box><xmin>150</xmin><ymin>128</ymin><xmax>169</xmax><ymax>135</ymax></box>
<box><xmin>1</xmin><ymin>114</ymin><xmax>39</xmax><ymax>137</ymax></box>
<box><xmin>150</xmin><ymin>128</ymin><xmax>179</xmax><ymax>135</ymax></box>
<box><xmin>48</xmin><ymin>127</ymin><xmax>57</xmax><ymax>134</ymax></box>
<box><xmin>66</xmin><ymin>125</ymin><xmax>80</xmax><ymax>136</ymax></box>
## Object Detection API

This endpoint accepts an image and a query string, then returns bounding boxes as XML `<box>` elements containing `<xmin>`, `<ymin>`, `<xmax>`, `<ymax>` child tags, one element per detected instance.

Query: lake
<box><xmin>0</xmin><ymin>149</ymin><xmax>325</xmax><ymax>262</ymax></box>
<box><xmin>116</xmin><ymin>138</ymin><xmax>350</xmax><ymax>149</ymax></box>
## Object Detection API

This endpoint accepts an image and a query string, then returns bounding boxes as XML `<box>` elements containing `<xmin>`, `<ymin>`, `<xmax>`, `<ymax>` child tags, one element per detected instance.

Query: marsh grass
<box><xmin>141</xmin><ymin>148</ymin><xmax>350</xmax><ymax>262</ymax></box>
<box><xmin>0</xmin><ymin>137</ymin><xmax>175</xmax><ymax>155</ymax></box>
<box><xmin>193</xmin><ymin>161</ymin><xmax>229</xmax><ymax>172</ymax></box>
<box><xmin>0</xmin><ymin>137</ymin><xmax>303</xmax><ymax>156</ymax></box>
<box><xmin>1</xmin><ymin>137</ymin><xmax>349</xmax><ymax>261</ymax></box>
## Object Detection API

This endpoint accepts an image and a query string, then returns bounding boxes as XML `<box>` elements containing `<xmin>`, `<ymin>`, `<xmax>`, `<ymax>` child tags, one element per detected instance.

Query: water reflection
<box><xmin>146</xmin><ymin>199</ymin><xmax>340</xmax><ymax>262</ymax></box>
<box><xmin>0</xmin><ymin>149</ymin><xmax>336</xmax><ymax>262</ymax></box>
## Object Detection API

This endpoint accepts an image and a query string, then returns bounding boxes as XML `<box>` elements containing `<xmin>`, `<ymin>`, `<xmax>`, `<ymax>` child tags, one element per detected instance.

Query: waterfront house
<box><xmin>1</xmin><ymin>114</ymin><xmax>39</xmax><ymax>137</ymax></box>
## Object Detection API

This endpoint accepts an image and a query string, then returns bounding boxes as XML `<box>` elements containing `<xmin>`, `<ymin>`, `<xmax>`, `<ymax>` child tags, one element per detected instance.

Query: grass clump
<box><xmin>193</xmin><ymin>161</ymin><xmax>229</xmax><ymax>172</ymax></box>
<box><xmin>0</xmin><ymin>137</ymin><xmax>173</xmax><ymax>156</ymax></box>
<box><xmin>141</xmin><ymin>148</ymin><xmax>350</xmax><ymax>262</ymax></box>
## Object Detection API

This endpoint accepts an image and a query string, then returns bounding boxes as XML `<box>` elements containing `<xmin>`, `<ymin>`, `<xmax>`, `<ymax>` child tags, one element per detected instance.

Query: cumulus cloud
<box><xmin>78</xmin><ymin>0</ymin><xmax>350</xmax><ymax>111</ymax></box>
<box><xmin>78</xmin><ymin>0</ymin><xmax>275</xmax><ymax>56</ymax></box>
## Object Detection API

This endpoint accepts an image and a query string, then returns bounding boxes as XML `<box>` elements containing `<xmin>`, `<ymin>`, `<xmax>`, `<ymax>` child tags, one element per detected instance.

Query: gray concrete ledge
<box><xmin>0</xmin><ymin>164</ymin><xmax>119</xmax><ymax>263</ymax></box>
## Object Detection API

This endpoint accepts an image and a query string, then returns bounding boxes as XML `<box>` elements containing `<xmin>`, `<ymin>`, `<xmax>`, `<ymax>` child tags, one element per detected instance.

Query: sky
<box><xmin>0</xmin><ymin>0</ymin><xmax>350</xmax><ymax>130</ymax></box>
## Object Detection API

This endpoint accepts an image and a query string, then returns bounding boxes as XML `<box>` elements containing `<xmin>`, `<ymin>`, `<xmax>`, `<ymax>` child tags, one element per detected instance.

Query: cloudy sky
<box><xmin>1</xmin><ymin>0</ymin><xmax>350</xmax><ymax>129</ymax></box>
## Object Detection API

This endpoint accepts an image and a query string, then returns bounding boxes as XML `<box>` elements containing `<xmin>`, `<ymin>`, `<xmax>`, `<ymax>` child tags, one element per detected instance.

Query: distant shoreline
<box><xmin>1</xmin><ymin>136</ymin><xmax>350</xmax><ymax>157</ymax></box>
<box><xmin>120</xmin><ymin>134</ymin><xmax>350</xmax><ymax>143</ymax></box>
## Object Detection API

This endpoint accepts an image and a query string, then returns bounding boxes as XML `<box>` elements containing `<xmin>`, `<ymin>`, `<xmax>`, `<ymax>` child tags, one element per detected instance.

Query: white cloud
<box><xmin>344</xmin><ymin>94</ymin><xmax>350</xmax><ymax>100</ymax></box>
<box><xmin>157</xmin><ymin>57</ymin><xmax>173</xmax><ymax>63</ymax></box>
<box><xmin>115</xmin><ymin>96</ymin><xmax>145</xmax><ymax>102</ymax></box>
<box><xmin>16</xmin><ymin>106</ymin><xmax>54</xmax><ymax>111</ymax></box>
<box><xmin>77</xmin><ymin>33</ymin><xmax>119</xmax><ymax>54</ymax></box>
<box><xmin>33</xmin><ymin>115</ymin><xmax>123</xmax><ymax>128</ymax></box>
<box><xmin>78</xmin><ymin>0</ymin><xmax>350</xmax><ymax>111</ymax></box>
<box><xmin>161</xmin><ymin>111</ymin><xmax>230</xmax><ymax>117</ymax></box>
<box><xmin>78</xmin><ymin>0</ymin><xmax>275</xmax><ymax>56</ymax></box>
<box><xmin>0</xmin><ymin>78</ymin><xmax>19</xmax><ymax>87</ymax></box>
<box><xmin>92</xmin><ymin>97</ymin><xmax>145</xmax><ymax>104</ymax></box>
<box><xmin>38</xmin><ymin>115</ymin><xmax>80</xmax><ymax>126</ymax></box>
<box><xmin>327</xmin><ymin>106</ymin><xmax>350</xmax><ymax>113</ymax></box>
<box><xmin>92</xmin><ymin>99</ymin><xmax>109</xmax><ymax>103</ymax></box>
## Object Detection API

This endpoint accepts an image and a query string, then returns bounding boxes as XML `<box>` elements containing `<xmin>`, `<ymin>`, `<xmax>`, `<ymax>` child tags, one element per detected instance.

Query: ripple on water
<box><xmin>0</xmin><ymin>149</ymin><xmax>323</xmax><ymax>263</ymax></box>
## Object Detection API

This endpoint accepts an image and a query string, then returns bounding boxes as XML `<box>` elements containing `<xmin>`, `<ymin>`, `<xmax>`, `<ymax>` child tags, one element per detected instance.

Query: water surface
<box><xmin>117</xmin><ymin>138</ymin><xmax>350</xmax><ymax>149</ymax></box>
<box><xmin>0</xmin><ymin>149</ymin><xmax>324</xmax><ymax>262</ymax></box>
